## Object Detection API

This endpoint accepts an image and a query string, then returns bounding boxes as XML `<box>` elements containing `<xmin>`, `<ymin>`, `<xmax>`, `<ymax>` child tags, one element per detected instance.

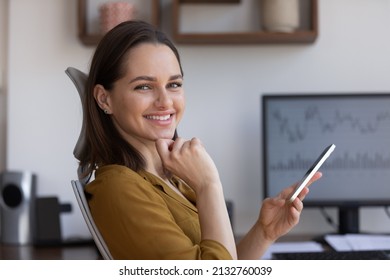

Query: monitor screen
<box><xmin>262</xmin><ymin>94</ymin><xmax>390</xmax><ymax>233</ymax></box>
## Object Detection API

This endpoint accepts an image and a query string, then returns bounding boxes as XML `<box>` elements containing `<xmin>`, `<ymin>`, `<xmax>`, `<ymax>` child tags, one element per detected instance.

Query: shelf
<box><xmin>172</xmin><ymin>0</ymin><xmax>318</xmax><ymax>44</ymax></box>
<box><xmin>78</xmin><ymin>0</ymin><xmax>160</xmax><ymax>46</ymax></box>
<box><xmin>172</xmin><ymin>30</ymin><xmax>318</xmax><ymax>44</ymax></box>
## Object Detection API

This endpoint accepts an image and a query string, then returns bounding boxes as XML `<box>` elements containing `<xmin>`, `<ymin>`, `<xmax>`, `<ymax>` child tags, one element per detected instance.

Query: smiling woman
<box><xmin>92</xmin><ymin>43</ymin><xmax>185</xmax><ymax>152</ymax></box>
<box><xmin>79</xmin><ymin>20</ymin><xmax>322</xmax><ymax>260</ymax></box>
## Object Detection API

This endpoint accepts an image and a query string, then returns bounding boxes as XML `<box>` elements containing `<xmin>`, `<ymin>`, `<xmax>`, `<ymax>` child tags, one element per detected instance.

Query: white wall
<box><xmin>7</xmin><ymin>0</ymin><xmax>94</xmax><ymax>239</ymax></box>
<box><xmin>0</xmin><ymin>0</ymin><xmax>8</xmax><ymax>172</ymax></box>
<box><xmin>5</xmin><ymin>0</ymin><xmax>390</xmax><ymax>240</ymax></box>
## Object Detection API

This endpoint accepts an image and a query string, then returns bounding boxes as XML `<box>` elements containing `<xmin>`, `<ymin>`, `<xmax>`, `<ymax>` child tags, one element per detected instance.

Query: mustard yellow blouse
<box><xmin>85</xmin><ymin>164</ymin><xmax>232</xmax><ymax>260</ymax></box>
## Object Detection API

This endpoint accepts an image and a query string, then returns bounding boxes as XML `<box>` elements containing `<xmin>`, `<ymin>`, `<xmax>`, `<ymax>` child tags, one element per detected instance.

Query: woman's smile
<box><xmin>144</xmin><ymin>113</ymin><xmax>173</xmax><ymax>122</ymax></box>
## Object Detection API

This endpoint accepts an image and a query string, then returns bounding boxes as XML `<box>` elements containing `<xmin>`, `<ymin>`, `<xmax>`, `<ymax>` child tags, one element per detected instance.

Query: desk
<box><xmin>236</xmin><ymin>233</ymin><xmax>324</xmax><ymax>244</ymax></box>
<box><xmin>0</xmin><ymin>243</ymin><xmax>100</xmax><ymax>260</ymax></box>
<box><xmin>277</xmin><ymin>234</ymin><xmax>333</xmax><ymax>250</ymax></box>
<box><xmin>0</xmin><ymin>235</ymin><xmax>327</xmax><ymax>260</ymax></box>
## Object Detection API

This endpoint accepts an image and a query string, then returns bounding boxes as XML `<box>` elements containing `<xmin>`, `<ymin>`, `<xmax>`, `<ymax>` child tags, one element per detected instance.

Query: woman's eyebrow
<box><xmin>129</xmin><ymin>76</ymin><xmax>156</xmax><ymax>84</ymax></box>
<box><xmin>129</xmin><ymin>74</ymin><xmax>183</xmax><ymax>84</ymax></box>
<box><xmin>169</xmin><ymin>74</ymin><xmax>183</xmax><ymax>80</ymax></box>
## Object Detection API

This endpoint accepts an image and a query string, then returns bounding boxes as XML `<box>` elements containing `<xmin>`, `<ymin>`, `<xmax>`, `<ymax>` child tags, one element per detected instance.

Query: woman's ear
<box><xmin>93</xmin><ymin>84</ymin><xmax>111</xmax><ymax>114</ymax></box>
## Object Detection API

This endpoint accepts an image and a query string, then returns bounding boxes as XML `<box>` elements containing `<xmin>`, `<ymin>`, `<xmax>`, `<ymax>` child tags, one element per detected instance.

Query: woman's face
<box><xmin>96</xmin><ymin>43</ymin><xmax>185</xmax><ymax>149</ymax></box>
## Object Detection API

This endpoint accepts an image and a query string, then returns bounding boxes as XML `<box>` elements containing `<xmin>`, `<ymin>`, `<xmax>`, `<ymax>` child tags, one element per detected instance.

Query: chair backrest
<box><xmin>71</xmin><ymin>180</ymin><xmax>113</xmax><ymax>260</ymax></box>
<box><xmin>65</xmin><ymin>67</ymin><xmax>87</xmax><ymax>161</ymax></box>
<box><xmin>66</xmin><ymin>67</ymin><xmax>113</xmax><ymax>260</ymax></box>
<box><xmin>65</xmin><ymin>67</ymin><xmax>91</xmax><ymax>184</ymax></box>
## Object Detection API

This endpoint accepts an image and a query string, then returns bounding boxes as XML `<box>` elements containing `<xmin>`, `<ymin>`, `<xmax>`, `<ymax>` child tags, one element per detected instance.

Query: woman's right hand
<box><xmin>157</xmin><ymin>137</ymin><xmax>237</xmax><ymax>259</ymax></box>
<box><xmin>155</xmin><ymin>137</ymin><xmax>221</xmax><ymax>194</ymax></box>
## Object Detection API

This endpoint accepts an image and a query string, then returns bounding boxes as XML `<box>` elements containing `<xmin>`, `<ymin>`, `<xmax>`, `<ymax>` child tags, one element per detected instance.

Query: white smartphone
<box><xmin>287</xmin><ymin>144</ymin><xmax>336</xmax><ymax>203</ymax></box>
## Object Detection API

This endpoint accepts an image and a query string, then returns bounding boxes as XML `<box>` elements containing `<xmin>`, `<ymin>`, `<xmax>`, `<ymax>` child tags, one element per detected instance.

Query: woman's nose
<box><xmin>155</xmin><ymin>88</ymin><xmax>173</xmax><ymax>108</ymax></box>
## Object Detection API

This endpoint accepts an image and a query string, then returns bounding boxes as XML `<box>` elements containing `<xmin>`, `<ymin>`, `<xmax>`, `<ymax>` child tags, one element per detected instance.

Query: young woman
<box><xmin>80</xmin><ymin>20</ymin><xmax>322</xmax><ymax>260</ymax></box>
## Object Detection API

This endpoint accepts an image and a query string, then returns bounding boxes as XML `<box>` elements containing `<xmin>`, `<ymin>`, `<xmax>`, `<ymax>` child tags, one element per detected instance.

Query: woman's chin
<box><xmin>153</xmin><ymin>133</ymin><xmax>176</xmax><ymax>141</ymax></box>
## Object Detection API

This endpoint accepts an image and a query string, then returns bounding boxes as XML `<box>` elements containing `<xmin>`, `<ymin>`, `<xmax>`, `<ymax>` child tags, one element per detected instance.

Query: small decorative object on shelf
<box><xmin>78</xmin><ymin>0</ymin><xmax>160</xmax><ymax>46</ymax></box>
<box><xmin>261</xmin><ymin>0</ymin><xmax>300</xmax><ymax>33</ymax></box>
<box><xmin>100</xmin><ymin>1</ymin><xmax>135</xmax><ymax>34</ymax></box>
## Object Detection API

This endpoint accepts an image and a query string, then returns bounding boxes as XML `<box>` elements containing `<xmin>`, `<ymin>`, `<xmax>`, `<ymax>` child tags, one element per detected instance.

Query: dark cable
<box><xmin>385</xmin><ymin>206</ymin><xmax>390</xmax><ymax>219</ymax></box>
<box><xmin>320</xmin><ymin>207</ymin><xmax>338</xmax><ymax>231</ymax></box>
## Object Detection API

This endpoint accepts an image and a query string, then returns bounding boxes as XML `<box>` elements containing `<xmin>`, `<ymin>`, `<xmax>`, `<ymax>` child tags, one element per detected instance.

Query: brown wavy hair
<box><xmin>79</xmin><ymin>21</ymin><xmax>182</xmax><ymax>178</ymax></box>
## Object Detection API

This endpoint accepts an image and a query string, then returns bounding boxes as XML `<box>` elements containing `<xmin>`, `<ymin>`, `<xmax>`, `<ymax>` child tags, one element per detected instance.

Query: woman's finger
<box><xmin>155</xmin><ymin>139</ymin><xmax>174</xmax><ymax>160</ymax></box>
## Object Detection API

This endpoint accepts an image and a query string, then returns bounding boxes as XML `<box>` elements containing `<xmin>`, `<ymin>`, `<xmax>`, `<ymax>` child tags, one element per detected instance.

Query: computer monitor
<box><xmin>262</xmin><ymin>93</ymin><xmax>390</xmax><ymax>234</ymax></box>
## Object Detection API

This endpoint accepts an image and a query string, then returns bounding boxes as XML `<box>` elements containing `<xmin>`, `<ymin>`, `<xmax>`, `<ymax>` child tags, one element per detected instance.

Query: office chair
<box><xmin>71</xmin><ymin>180</ymin><xmax>112</xmax><ymax>260</ymax></box>
<box><xmin>65</xmin><ymin>67</ymin><xmax>113</xmax><ymax>260</ymax></box>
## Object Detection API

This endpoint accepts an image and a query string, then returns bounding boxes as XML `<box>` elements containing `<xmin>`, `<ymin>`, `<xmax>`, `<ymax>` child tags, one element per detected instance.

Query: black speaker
<box><xmin>34</xmin><ymin>197</ymin><xmax>62</xmax><ymax>246</ymax></box>
<box><xmin>0</xmin><ymin>171</ymin><xmax>37</xmax><ymax>244</ymax></box>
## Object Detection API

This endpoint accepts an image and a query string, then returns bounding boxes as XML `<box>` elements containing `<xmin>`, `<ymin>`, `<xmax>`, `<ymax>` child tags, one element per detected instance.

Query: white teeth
<box><xmin>146</xmin><ymin>114</ymin><xmax>171</xmax><ymax>121</ymax></box>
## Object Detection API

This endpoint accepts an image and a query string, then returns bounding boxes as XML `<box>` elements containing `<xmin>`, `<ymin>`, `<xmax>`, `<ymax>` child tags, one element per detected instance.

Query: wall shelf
<box><xmin>172</xmin><ymin>0</ymin><xmax>318</xmax><ymax>44</ymax></box>
<box><xmin>78</xmin><ymin>0</ymin><xmax>160</xmax><ymax>46</ymax></box>
<box><xmin>78</xmin><ymin>0</ymin><xmax>318</xmax><ymax>46</ymax></box>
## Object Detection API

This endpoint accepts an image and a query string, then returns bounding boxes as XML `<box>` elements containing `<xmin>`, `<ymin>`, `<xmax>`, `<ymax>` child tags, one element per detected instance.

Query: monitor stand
<box><xmin>311</xmin><ymin>206</ymin><xmax>360</xmax><ymax>245</ymax></box>
<box><xmin>338</xmin><ymin>207</ymin><xmax>359</xmax><ymax>234</ymax></box>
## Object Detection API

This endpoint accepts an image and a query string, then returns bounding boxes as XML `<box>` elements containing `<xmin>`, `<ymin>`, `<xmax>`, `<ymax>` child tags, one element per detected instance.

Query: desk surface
<box><xmin>0</xmin><ymin>243</ymin><xmax>100</xmax><ymax>260</ymax></box>
<box><xmin>0</xmin><ymin>234</ymin><xmax>321</xmax><ymax>260</ymax></box>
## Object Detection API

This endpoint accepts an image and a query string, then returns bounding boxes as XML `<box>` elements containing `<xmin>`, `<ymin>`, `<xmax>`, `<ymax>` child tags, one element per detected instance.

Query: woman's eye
<box><xmin>134</xmin><ymin>84</ymin><xmax>151</xmax><ymax>91</ymax></box>
<box><xmin>168</xmin><ymin>82</ymin><xmax>182</xmax><ymax>89</ymax></box>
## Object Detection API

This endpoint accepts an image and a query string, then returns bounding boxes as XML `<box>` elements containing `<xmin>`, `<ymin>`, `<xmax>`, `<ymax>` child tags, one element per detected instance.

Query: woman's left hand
<box><xmin>257</xmin><ymin>172</ymin><xmax>322</xmax><ymax>242</ymax></box>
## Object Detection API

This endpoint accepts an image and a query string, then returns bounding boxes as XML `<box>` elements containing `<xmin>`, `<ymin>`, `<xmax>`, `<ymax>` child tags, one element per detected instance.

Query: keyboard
<box><xmin>273</xmin><ymin>250</ymin><xmax>390</xmax><ymax>260</ymax></box>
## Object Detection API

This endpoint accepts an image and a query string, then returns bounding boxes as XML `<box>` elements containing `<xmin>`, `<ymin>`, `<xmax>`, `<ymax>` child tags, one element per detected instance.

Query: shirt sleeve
<box><xmin>86</xmin><ymin>166</ymin><xmax>232</xmax><ymax>260</ymax></box>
